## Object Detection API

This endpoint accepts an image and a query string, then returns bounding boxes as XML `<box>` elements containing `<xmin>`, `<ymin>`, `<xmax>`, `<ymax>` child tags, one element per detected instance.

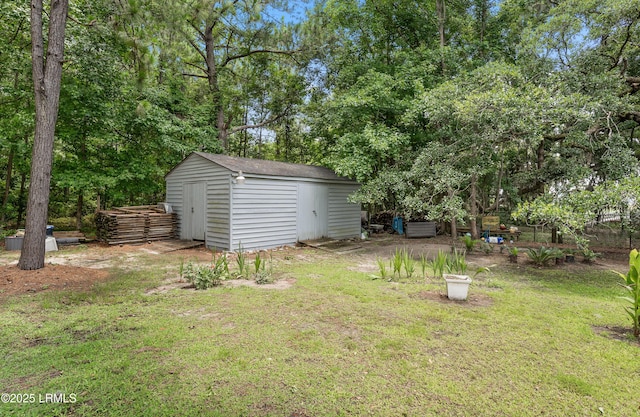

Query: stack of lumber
<box><xmin>95</xmin><ymin>205</ymin><xmax>177</xmax><ymax>245</ymax></box>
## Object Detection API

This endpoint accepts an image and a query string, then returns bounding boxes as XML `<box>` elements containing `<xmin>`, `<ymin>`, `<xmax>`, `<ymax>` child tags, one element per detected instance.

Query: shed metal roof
<box><xmin>173</xmin><ymin>152</ymin><xmax>357</xmax><ymax>183</ymax></box>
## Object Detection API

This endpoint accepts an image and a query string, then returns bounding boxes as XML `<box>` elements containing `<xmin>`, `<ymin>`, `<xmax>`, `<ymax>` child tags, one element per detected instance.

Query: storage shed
<box><xmin>165</xmin><ymin>152</ymin><xmax>361</xmax><ymax>251</ymax></box>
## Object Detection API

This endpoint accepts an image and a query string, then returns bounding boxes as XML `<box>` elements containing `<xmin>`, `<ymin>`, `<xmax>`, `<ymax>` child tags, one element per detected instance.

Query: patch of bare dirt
<box><xmin>410</xmin><ymin>290</ymin><xmax>494</xmax><ymax>307</ymax></box>
<box><xmin>0</xmin><ymin>264</ymin><xmax>110</xmax><ymax>298</ymax></box>
<box><xmin>3</xmin><ymin>369</ymin><xmax>64</xmax><ymax>391</ymax></box>
<box><xmin>224</xmin><ymin>277</ymin><xmax>296</xmax><ymax>290</ymax></box>
<box><xmin>592</xmin><ymin>325</ymin><xmax>640</xmax><ymax>345</ymax></box>
<box><xmin>144</xmin><ymin>275</ymin><xmax>296</xmax><ymax>294</ymax></box>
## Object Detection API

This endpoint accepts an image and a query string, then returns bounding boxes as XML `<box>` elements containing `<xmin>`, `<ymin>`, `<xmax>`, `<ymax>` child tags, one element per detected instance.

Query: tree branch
<box><xmin>184</xmin><ymin>61</ymin><xmax>207</xmax><ymax>74</ymax></box>
<box><xmin>607</xmin><ymin>10</ymin><xmax>640</xmax><ymax>72</ymax></box>
<box><xmin>181</xmin><ymin>72</ymin><xmax>208</xmax><ymax>79</ymax></box>
<box><xmin>186</xmin><ymin>36</ymin><xmax>207</xmax><ymax>62</ymax></box>
<box><xmin>222</xmin><ymin>48</ymin><xmax>296</xmax><ymax>67</ymax></box>
<box><xmin>230</xmin><ymin>106</ymin><xmax>292</xmax><ymax>134</ymax></box>
<box><xmin>9</xmin><ymin>16</ymin><xmax>27</xmax><ymax>45</ymax></box>
<box><xmin>187</xmin><ymin>20</ymin><xmax>205</xmax><ymax>40</ymax></box>
<box><xmin>66</xmin><ymin>13</ymin><xmax>96</xmax><ymax>27</ymax></box>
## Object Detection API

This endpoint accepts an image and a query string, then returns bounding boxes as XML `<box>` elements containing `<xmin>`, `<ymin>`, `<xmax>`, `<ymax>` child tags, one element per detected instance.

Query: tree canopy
<box><xmin>0</xmin><ymin>0</ymin><xmax>639</xmax><ymax>254</ymax></box>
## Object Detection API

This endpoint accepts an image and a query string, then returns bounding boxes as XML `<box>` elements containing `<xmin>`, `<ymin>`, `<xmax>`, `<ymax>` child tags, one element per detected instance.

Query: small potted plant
<box><xmin>442</xmin><ymin>250</ymin><xmax>489</xmax><ymax>301</ymax></box>
<box><xmin>506</xmin><ymin>246</ymin><xmax>519</xmax><ymax>264</ymax></box>
<box><xmin>443</xmin><ymin>249</ymin><xmax>470</xmax><ymax>300</ymax></box>
<box><xmin>564</xmin><ymin>248</ymin><xmax>576</xmax><ymax>263</ymax></box>
<box><xmin>581</xmin><ymin>248</ymin><xmax>600</xmax><ymax>264</ymax></box>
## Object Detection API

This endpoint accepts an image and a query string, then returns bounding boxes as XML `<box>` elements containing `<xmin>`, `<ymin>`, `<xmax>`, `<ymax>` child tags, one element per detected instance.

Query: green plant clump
<box><xmin>184</xmin><ymin>252</ymin><xmax>229</xmax><ymax>290</ymax></box>
<box><xmin>431</xmin><ymin>250</ymin><xmax>448</xmax><ymax>278</ymax></box>
<box><xmin>613</xmin><ymin>249</ymin><xmax>640</xmax><ymax>338</ymax></box>
<box><xmin>527</xmin><ymin>246</ymin><xmax>560</xmax><ymax>267</ymax></box>
<box><xmin>402</xmin><ymin>249</ymin><xmax>415</xmax><ymax>278</ymax></box>
<box><xmin>581</xmin><ymin>248</ymin><xmax>600</xmax><ymax>263</ymax></box>
<box><xmin>392</xmin><ymin>248</ymin><xmax>404</xmax><ymax>279</ymax></box>
<box><xmin>420</xmin><ymin>254</ymin><xmax>429</xmax><ymax>279</ymax></box>
<box><xmin>445</xmin><ymin>249</ymin><xmax>468</xmax><ymax>274</ymax></box>
<box><xmin>376</xmin><ymin>257</ymin><xmax>389</xmax><ymax>280</ymax></box>
<box><xmin>236</xmin><ymin>242</ymin><xmax>249</xmax><ymax>278</ymax></box>
<box><xmin>460</xmin><ymin>235</ymin><xmax>476</xmax><ymax>252</ymax></box>
<box><xmin>254</xmin><ymin>252</ymin><xmax>274</xmax><ymax>284</ymax></box>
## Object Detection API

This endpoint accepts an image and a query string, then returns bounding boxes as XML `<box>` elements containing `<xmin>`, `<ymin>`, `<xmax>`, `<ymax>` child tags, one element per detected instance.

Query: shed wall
<box><xmin>327</xmin><ymin>184</ymin><xmax>362</xmax><ymax>239</ymax></box>
<box><xmin>165</xmin><ymin>154</ymin><xmax>230</xmax><ymax>248</ymax></box>
<box><xmin>230</xmin><ymin>178</ymin><xmax>298</xmax><ymax>251</ymax></box>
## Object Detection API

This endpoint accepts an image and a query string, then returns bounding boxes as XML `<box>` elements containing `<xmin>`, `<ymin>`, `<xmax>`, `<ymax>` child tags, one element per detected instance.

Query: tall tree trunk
<box><xmin>19</xmin><ymin>0</ymin><xmax>69</xmax><ymax>270</ymax></box>
<box><xmin>203</xmin><ymin>24</ymin><xmax>229</xmax><ymax>150</ymax></box>
<box><xmin>1</xmin><ymin>147</ymin><xmax>14</xmax><ymax>224</ymax></box>
<box><xmin>536</xmin><ymin>139</ymin><xmax>545</xmax><ymax>194</ymax></box>
<box><xmin>494</xmin><ymin>147</ymin><xmax>504</xmax><ymax>211</ymax></box>
<box><xmin>448</xmin><ymin>187</ymin><xmax>457</xmax><ymax>247</ymax></box>
<box><xmin>285</xmin><ymin>119</ymin><xmax>291</xmax><ymax>161</ymax></box>
<box><xmin>475</xmin><ymin>0</ymin><xmax>488</xmax><ymax>59</ymax></box>
<box><xmin>217</xmin><ymin>106</ymin><xmax>228</xmax><ymax>150</ymax></box>
<box><xmin>469</xmin><ymin>174</ymin><xmax>479</xmax><ymax>240</ymax></box>
<box><xmin>436</xmin><ymin>0</ymin><xmax>446</xmax><ymax>75</ymax></box>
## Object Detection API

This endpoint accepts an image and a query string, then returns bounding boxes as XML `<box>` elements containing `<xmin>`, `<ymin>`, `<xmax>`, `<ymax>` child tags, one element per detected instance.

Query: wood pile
<box><xmin>95</xmin><ymin>205</ymin><xmax>177</xmax><ymax>245</ymax></box>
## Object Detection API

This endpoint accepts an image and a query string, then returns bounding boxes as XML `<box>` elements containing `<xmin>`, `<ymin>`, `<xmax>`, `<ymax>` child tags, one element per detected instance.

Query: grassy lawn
<box><xmin>0</xmin><ymin>247</ymin><xmax>637</xmax><ymax>416</ymax></box>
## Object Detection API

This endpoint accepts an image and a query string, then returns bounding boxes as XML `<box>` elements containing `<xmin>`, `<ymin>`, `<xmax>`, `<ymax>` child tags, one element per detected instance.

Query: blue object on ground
<box><xmin>392</xmin><ymin>216</ymin><xmax>404</xmax><ymax>235</ymax></box>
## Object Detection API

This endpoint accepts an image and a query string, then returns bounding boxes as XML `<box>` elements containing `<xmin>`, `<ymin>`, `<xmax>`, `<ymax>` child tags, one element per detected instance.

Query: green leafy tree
<box><xmin>0</xmin><ymin>1</ymin><xmax>33</xmax><ymax>226</ymax></box>
<box><xmin>144</xmin><ymin>0</ymin><xmax>306</xmax><ymax>149</ymax></box>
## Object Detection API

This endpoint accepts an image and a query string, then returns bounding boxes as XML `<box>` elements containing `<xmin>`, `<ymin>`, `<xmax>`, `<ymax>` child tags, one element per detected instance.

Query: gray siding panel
<box><xmin>231</xmin><ymin>179</ymin><xmax>298</xmax><ymax>251</ymax></box>
<box><xmin>328</xmin><ymin>184</ymin><xmax>361</xmax><ymax>239</ymax></box>
<box><xmin>206</xmin><ymin>177</ymin><xmax>231</xmax><ymax>250</ymax></box>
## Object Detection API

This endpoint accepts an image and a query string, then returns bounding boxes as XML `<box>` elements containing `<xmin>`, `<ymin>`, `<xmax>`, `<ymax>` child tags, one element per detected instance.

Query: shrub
<box><xmin>460</xmin><ymin>235</ymin><xmax>476</xmax><ymax>252</ymax></box>
<box><xmin>479</xmin><ymin>241</ymin><xmax>494</xmax><ymax>254</ymax></box>
<box><xmin>526</xmin><ymin>246</ymin><xmax>559</xmax><ymax>267</ymax></box>
<box><xmin>184</xmin><ymin>252</ymin><xmax>229</xmax><ymax>290</ymax></box>
<box><xmin>0</xmin><ymin>229</ymin><xmax>17</xmax><ymax>239</ymax></box>
<box><xmin>253</xmin><ymin>252</ymin><xmax>274</xmax><ymax>284</ymax></box>
<box><xmin>581</xmin><ymin>248</ymin><xmax>600</xmax><ymax>263</ymax></box>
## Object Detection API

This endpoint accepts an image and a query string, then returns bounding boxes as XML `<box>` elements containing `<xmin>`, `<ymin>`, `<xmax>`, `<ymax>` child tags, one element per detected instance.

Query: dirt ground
<box><xmin>0</xmin><ymin>234</ymin><xmax>631</xmax><ymax>299</ymax></box>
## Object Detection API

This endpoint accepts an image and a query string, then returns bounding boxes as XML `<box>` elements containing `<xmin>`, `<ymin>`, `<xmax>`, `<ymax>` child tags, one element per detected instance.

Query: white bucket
<box><xmin>45</xmin><ymin>236</ymin><xmax>58</xmax><ymax>252</ymax></box>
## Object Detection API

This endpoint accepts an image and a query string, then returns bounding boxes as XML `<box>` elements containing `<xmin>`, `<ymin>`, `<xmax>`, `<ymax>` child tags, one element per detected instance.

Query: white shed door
<box><xmin>297</xmin><ymin>183</ymin><xmax>328</xmax><ymax>241</ymax></box>
<box><xmin>185</xmin><ymin>182</ymin><xmax>206</xmax><ymax>241</ymax></box>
